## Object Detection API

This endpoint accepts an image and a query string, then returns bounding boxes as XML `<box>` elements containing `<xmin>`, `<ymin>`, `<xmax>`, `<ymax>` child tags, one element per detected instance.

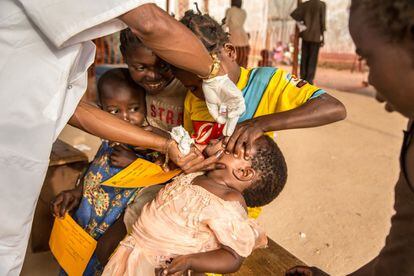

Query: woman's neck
<box><xmin>230</xmin><ymin>66</ymin><xmax>241</xmax><ymax>85</ymax></box>
<box><xmin>221</xmin><ymin>61</ymin><xmax>241</xmax><ymax>86</ymax></box>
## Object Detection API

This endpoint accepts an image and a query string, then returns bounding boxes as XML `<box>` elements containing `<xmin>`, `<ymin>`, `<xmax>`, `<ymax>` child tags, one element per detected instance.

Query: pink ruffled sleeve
<box><xmin>202</xmin><ymin>201</ymin><xmax>268</xmax><ymax>257</ymax></box>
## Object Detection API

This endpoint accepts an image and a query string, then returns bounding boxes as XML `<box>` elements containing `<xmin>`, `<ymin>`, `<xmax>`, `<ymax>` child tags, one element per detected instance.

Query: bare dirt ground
<box><xmin>22</xmin><ymin>67</ymin><xmax>407</xmax><ymax>275</ymax></box>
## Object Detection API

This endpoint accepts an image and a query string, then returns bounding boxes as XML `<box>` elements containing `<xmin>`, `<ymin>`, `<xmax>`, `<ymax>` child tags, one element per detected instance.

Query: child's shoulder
<box><xmin>193</xmin><ymin>176</ymin><xmax>247</xmax><ymax>211</ymax></box>
<box><xmin>222</xmin><ymin>190</ymin><xmax>247</xmax><ymax>212</ymax></box>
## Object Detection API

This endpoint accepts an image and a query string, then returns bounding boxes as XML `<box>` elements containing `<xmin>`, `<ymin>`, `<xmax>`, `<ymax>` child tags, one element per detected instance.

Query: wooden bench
<box><xmin>30</xmin><ymin>139</ymin><xmax>89</xmax><ymax>252</ymax></box>
<box><xmin>227</xmin><ymin>238</ymin><xmax>306</xmax><ymax>276</ymax></box>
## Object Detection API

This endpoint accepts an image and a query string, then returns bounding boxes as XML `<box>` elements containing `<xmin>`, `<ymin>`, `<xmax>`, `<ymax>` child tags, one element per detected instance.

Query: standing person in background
<box><xmin>291</xmin><ymin>0</ymin><xmax>326</xmax><ymax>84</ymax></box>
<box><xmin>223</xmin><ymin>0</ymin><xmax>250</xmax><ymax>68</ymax></box>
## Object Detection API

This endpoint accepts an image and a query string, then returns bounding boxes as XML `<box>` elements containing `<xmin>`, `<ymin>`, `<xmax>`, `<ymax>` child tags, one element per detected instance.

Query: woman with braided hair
<box><xmin>287</xmin><ymin>0</ymin><xmax>414</xmax><ymax>275</ymax></box>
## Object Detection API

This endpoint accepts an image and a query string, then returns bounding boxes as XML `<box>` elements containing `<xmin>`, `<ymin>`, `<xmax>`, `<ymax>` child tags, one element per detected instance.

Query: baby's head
<box><xmin>120</xmin><ymin>28</ymin><xmax>173</xmax><ymax>95</ymax></box>
<box><xmin>97</xmin><ymin>68</ymin><xmax>146</xmax><ymax>126</ymax></box>
<box><xmin>204</xmin><ymin>136</ymin><xmax>287</xmax><ymax>207</ymax></box>
<box><xmin>172</xmin><ymin>9</ymin><xmax>240</xmax><ymax>99</ymax></box>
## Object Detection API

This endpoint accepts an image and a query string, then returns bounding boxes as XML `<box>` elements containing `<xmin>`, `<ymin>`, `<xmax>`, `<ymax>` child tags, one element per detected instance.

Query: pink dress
<box><xmin>102</xmin><ymin>173</ymin><xmax>267</xmax><ymax>276</ymax></box>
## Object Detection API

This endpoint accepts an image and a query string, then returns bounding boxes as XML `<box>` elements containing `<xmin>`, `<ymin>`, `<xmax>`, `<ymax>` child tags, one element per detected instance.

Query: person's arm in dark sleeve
<box><xmin>290</xmin><ymin>3</ymin><xmax>304</xmax><ymax>22</ymax></box>
<box><xmin>321</xmin><ymin>2</ymin><xmax>326</xmax><ymax>32</ymax></box>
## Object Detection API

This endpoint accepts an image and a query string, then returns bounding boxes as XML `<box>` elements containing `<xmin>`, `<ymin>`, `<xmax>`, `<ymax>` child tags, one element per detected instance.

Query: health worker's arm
<box><xmin>69</xmin><ymin>101</ymin><xmax>222</xmax><ymax>173</ymax></box>
<box><xmin>69</xmin><ymin>101</ymin><xmax>167</xmax><ymax>152</ymax></box>
<box><xmin>120</xmin><ymin>4</ymin><xmax>215</xmax><ymax>78</ymax></box>
<box><xmin>225</xmin><ymin>93</ymin><xmax>346</xmax><ymax>157</ymax></box>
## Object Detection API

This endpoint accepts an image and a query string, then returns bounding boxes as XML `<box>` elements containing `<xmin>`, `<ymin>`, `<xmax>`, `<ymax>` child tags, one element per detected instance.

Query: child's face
<box><xmin>172</xmin><ymin>67</ymin><xmax>204</xmax><ymax>98</ymax></box>
<box><xmin>100</xmin><ymin>84</ymin><xmax>146</xmax><ymax>126</ymax></box>
<box><xmin>203</xmin><ymin>139</ymin><xmax>256</xmax><ymax>190</ymax></box>
<box><xmin>125</xmin><ymin>46</ymin><xmax>174</xmax><ymax>95</ymax></box>
<box><xmin>349</xmin><ymin>3</ymin><xmax>414</xmax><ymax>118</ymax></box>
<box><xmin>172</xmin><ymin>45</ymin><xmax>239</xmax><ymax>99</ymax></box>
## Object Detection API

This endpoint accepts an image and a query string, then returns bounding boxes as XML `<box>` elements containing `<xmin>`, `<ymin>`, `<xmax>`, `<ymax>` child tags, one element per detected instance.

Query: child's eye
<box><xmin>109</xmin><ymin>109</ymin><xmax>119</xmax><ymax>114</ymax></box>
<box><xmin>134</xmin><ymin>65</ymin><xmax>145</xmax><ymax>71</ymax></box>
<box><xmin>129</xmin><ymin>106</ymin><xmax>140</xmax><ymax>112</ymax></box>
<box><xmin>159</xmin><ymin>63</ymin><xmax>170</xmax><ymax>72</ymax></box>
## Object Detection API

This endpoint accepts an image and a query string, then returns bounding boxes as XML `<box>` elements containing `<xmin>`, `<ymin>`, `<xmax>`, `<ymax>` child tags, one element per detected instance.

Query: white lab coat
<box><xmin>0</xmin><ymin>0</ymin><xmax>152</xmax><ymax>274</ymax></box>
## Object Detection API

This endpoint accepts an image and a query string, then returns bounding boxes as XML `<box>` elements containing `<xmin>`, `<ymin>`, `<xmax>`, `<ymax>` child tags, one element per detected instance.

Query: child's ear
<box><xmin>223</xmin><ymin>43</ymin><xmax>237</xmax><ymax>61</ymax></box>
<box><xmin>233</xmin><ymin>167</ymin><xmax>255</xmax><ymax>182</ymax></box>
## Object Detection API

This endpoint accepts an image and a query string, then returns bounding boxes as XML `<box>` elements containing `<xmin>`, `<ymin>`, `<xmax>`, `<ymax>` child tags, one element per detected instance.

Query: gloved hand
<box><xmin>202</xmin><ymin>74</ymin><xmax>246</xmax><ymax>136</ymax></box>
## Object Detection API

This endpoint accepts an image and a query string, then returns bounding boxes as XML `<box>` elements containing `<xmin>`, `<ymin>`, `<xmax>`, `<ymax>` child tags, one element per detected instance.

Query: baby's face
<box><xmin>100</xmin><ymin>85</ymin><xmax>146</xmax><ymax>126</ymax></box>
<box><xmin>204</xmin><ymin>139</ymin><xmax>254</xmax><ymax>183</ymax></box>
<box><xmin>125</xmin><ymin>47</ymin><xmax>173</xmax><ymax>95</ymax></box>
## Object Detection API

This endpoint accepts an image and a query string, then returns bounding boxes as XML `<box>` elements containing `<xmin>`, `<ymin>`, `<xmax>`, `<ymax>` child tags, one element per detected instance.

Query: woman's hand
<box><xmin>202</xmin><ymin>75</ymin><xmax>246</xmax><ymax>136</ymax></box>
<box><xmin>224</xmin><ymin>119</ymin><xmax>265</xmax><ymax>159</ymax></box>
<box><xmin>110</xmin><ymin>144</ymin><xmax>137</xmax><ymax>168</ymax></box>
<box><xmin>50</xmin><ymin>188</ymin><xmax>82</xmax><ymax>218</ymax></box>
<box><xmin>168</xmin><ymin>142</ymin><xmax>224</xmax><ymax>174</ymax></box>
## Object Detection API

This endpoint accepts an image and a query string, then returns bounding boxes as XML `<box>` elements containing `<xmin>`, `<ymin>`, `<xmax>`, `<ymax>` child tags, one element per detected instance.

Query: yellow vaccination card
<box><xmin>49</xmin><ymin>214</ymin><xmax>97</xmax><ymax>276</ymax></box>
<box><xmin>102</xmin><ymin>158</ymin><xmax>181</xmax><ymax>188</ymax></box>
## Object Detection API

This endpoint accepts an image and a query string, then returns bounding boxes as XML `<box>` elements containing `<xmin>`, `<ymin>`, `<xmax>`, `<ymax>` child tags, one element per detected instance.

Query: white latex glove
<box><xmin>202</xmin><ymin>74</ymin><xmax>246</xmax><ymax>136</ymax></box>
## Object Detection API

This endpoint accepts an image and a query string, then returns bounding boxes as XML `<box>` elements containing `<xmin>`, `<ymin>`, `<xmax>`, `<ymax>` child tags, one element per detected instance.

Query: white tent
<box><xmin>166</xmin><ymin>0</ymin><xmax>354</xmax><ymax>54</ymax></box>
<box><xmin>266</xmin><ymin>0</ymin><xmax>354</xmax><ymax>53</ymax></box>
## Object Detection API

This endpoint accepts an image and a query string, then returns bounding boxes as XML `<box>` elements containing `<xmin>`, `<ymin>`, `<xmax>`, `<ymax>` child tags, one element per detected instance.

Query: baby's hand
<box><xmin>50</xmin><ymin>188</ymin><xmax>82</xmax><ymax>218</ymax></box>
<box><xmin>285</xmin><ymin>266</ymin><xmax>328</xmax><ymax>276</ymax></box>
<box><xmin>160</xmin><ymin>255</ymin><xmax>192</xmax><ymax>275</ymax></box>
<box><xmin>110</xmin><ymin>144</ymin><xmax>137</xmax><ymax>168</ymax></box>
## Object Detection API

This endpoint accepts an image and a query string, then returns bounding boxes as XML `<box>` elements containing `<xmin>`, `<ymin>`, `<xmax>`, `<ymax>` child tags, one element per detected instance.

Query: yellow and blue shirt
<box><xmin>184</xmin><ymin>66</ymin><xmax>325</xmax><ymax>144</ymax></box>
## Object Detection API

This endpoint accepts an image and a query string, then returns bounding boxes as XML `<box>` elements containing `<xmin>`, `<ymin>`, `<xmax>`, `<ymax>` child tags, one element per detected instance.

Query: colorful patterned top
<box><xmin>62</xmin><ymin>141</ymin><xmax>152</xmax><ymax>276</ymax></box>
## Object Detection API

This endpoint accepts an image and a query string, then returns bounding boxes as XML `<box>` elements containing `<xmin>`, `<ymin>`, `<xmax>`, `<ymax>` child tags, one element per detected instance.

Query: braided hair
<box><xmin>179</xmin><ymin>4</ymin><xmax>229</xmax><ymax>53</ymax></box>
<box><xmin>353</xmin><ymin>0</ymin><xmax>414</xmax><ymax>42</ymax></box>
<box><xmin>119</xmin><ymin>28</ymin><xmax>145</xmax><ymax>57</ymax></box>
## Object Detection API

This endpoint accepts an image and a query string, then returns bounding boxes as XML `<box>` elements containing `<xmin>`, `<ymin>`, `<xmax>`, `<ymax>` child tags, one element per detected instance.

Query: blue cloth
<box><xmin>60</xmin><ymin>141</ymin><xmax>151</xmax><ymax>276</ymax></box>
<box><xmin>309</xmin><ymin>89</ymin><xmax>326</xmax><ymax>100</ymax></box>
<box><xmin>238</xmin><ymin>67</ymin><xmax>278</xmax><ymax>122</ymax></box>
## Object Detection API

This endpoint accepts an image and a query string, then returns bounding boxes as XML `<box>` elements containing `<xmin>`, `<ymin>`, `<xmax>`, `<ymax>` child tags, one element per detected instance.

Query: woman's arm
<box><xmin>69</xmin><ymin>101</ymin><xmax>223</xmax><ymax>173</ymax></box>
<box><xmin>225</xmin><ymin>94</ymin><xmax>347</xmax><ymax>156</ymax></box>
<box><xmin>163</xmin><ymin>246</ymin><xmax>244</xmax><ymax>275</ymax></box>
<box><xmin>69</xmin><ymin>101</ymin><xmax>167</xmax><ymax>152</ymax></box>
<box><xmin>256</xmin><ymin>93</ymin><xmax>346</xmax><ymax>132</ymax></box>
